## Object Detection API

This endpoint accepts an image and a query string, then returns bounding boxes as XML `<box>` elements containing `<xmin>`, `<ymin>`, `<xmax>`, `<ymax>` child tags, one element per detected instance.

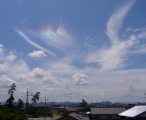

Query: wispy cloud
<box><xmin>15</xmin><ymin>29</ymin><xmax>56</xmax><ymax>57</ymax></box>
<box><xmin>24</xmin><ymin>25</ymin><xmax>75</xmax><ymax>56</ymax></box>
<box><xmin>106</xmin><ymin>0</ymin><xmax>135</xmax><ymax>44</ymax></box>
<box><xmin>85</xmin><ymin>0</ymin><xmax>137</xmax><ymax>71</ymax></box>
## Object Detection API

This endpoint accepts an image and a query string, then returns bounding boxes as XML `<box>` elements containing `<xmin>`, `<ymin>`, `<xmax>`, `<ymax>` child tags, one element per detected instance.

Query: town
<box><xmin>0</xmin><ymin>83</ymin><xmax>146</xmax><ymax>120</ymax></box>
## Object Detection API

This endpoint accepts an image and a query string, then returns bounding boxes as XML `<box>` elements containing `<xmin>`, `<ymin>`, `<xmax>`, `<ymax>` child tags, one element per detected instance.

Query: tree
<box><xmin>17</xmin><ymin>99</ymin><xmax>24</xmax><ymax>109</ymax></box>
<box><xmin>31</xmin><ymin>92</ymin><xmax>40</xmax><ymax>103</ymax></box>
<box><xmin>80</xmin><ymin>99</ymin><xmax>90</xmax><ymax>112</ymax></box>
<box><xmin>80</xmin><ymin>99</ymin><xmax>88</xmax><ymax>108</ymax></box>
<box><xmin>5</xmin><ymin>83</ymin><xmax>16</xmax><ymax>108</ymax></box>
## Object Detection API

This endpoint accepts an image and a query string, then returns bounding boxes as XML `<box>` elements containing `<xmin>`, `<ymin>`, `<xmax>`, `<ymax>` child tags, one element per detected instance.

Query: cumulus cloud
<box><xmin>28</xmin><ymin>50</ymin><xmax>46</xmax><ymax>59</ymax></box>
<box><xmin>0</xmin><ymin>75</ymin><xmax>15</xmax><ymax>88</ymax></box>
<box><xmin>6</xmin><ymin>52</ymin><xmax>17</xmax><ymax>63</ymax></box>
<box><xmin>0</xmin><ymin>63</ymin><xmax>7</xmax><ymax>71</ymax></box>
<box><xmin>72</xmin><ymin>73</ymin><xmax>88</xmax><ymax>85</ymax></box>
<box><xmin>0</xmin><ymin>44</ymin><xmax>146</xmax><ymax>102</ymax></box>
<box><xmin>0</xmin><ymin>44</ymin><xmax>4</xmax><ymax>53</ymax></box>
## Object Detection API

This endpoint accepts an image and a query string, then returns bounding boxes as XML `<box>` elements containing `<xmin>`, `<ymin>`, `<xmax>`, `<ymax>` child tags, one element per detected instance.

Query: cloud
<box><xmin>0</xmin><ymin>64</ymin><xmax>8</xmax><ymax>71</ymax></box>
<box><xmin>0</xmin><ymin>44</ymin><xmax>146</xmax><ymax>102</ymax></box>
<box><xmin>0</xmin><ymin>75</ymin><xmax>15</xmax><ymax>88</ymax></box>
<box><xmin>97</xmin><ymin>36</ymin><xmax>138</xmax><ymax>70</ymax></box>
<box><xmin>106</xmin><ymin>0</ymin><xmax>135</xmax><ymax>44</ymax></box>
<box><xmin>72</xmin><ymin>73</ymin><xmax>88</xmax><ymax>85</ymax></box>
<box><xmin>137</xmin><ymin>31</ymin><xmax>146</xmax><ymax>39</ymax></box>
<box><xmin>15</xmin><ymin>29</ymin><xmax>56</xmax><ymax>57</ymax></box>
<box><xmin>85</xmin><ymin>0</ymin><xmax>138</xmax><ymax>71</ymax></box>
<box><xmin>38</xmin><ymin>26</ymin><xmax>75</xmax><ymax>52</ymax></box>
<box><xmin>28</xmin><ymin>50</ymin><xmax>46</xmax><ymax>59</ymax></box>
<box><xmin>99</xmin><ymin>0</ymin><xmax>136</xmax><ymax>70</ymax></box>
<box><xmin>6</xmin><ymin>52</ymin><xmax>17</xmax><ymax>63</ymax></box>
<box><xmin>0</xmin><ymin>44</ymin><xmax>4</xmax><ymax>53</ymax></box>
<box><xmin>17</xmin><ymin>25</ymin><xmax>76</xmax><ymax>57</ymax></box>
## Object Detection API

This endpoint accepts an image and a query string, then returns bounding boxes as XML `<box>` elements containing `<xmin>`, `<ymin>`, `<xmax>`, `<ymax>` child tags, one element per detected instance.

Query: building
<box><xmin>119</xmin><ymin>105</ymin><xmax>146</xmax><ymax>120</ymax></box>
<box><xmin>90</xmin><ymin>108</ymin><xmax>126</xmax><ymax>120</ymax></box>
<box><xmin>56</xmin><ymin>113</ymin><xmax>89</xmax><ymax>120</ymax></box>
<box><xmin>65</xmin><ymin>107</ymin><xmax>83</xmax><ymax>114</ymax></box>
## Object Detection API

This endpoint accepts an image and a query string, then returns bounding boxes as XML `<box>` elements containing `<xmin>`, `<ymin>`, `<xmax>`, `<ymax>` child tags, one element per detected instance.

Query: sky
<box><xmin>0</xmin><ymin>0</ymin><xmax>146</xmax><ymax>103</ymax></box>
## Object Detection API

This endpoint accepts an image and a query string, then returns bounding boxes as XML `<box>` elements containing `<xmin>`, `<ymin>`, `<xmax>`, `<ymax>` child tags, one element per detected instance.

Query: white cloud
<box><xmin>0</xmin><ymin>75</ymin><xmax>15</xmax><ymax>88</ymax></box>
<box><xmin>31</xmin><ymin>67</ymin><xmax>46</xmax><ymax>78</ymax></box>
<box><xmin>0</xmin><ymin>45</ymin><xmax>146</xmax><ymax>102</ymax></box>
<box><xmin>100</xmin><ymin>0</ymin><xmax>136</xmax><ymax>70</ymax></box>
<box><xmin>28</xmin><ymin>50</ymin><xmax>46</xmax><ymax>59</ymax></box>
<box><xmin>15</xmin><ymin>29</ymin><xmax>56</xmax><ymax>57</ymax></box>
<box><xmin>106</xmin><ymin>0</ymin><xmax>135</xmax><ymax>44</ymax></box>
<box><xmin>0</xmin><ymin>44</ymin><xmax>4</xmax><ymax>53</ymax></box>
<box><xmin>97</xmin><ymin>36</ymin><xmax>138</xmax><ymax>70</ymax></box>
<box><xmin>0</xmin><ymin>64</ymin><xmax>8</xmax><ymax>71</ymax></box>
<box><xmin>72</xmin><ymin>73</ymin><xmax>88</xmax><ymax>85</ymax></box>
<box><xmin>6</xmin><ymin>52</ymin><xmax>17</xmax><ymax>63</ymax></box>
<box><xmin>31</xmin><ymin>25</ymin><xmax>75</xmax><ymax>55</ymax></box>
<box><xmin>85</xmin><ymin>0</ymin><xmax>139</xmax><ymax>71</ymax></box>
<box><xmin>137</xmin><ymin>31</ymin><xmax>146</xmax><ymax>39</ymax></box>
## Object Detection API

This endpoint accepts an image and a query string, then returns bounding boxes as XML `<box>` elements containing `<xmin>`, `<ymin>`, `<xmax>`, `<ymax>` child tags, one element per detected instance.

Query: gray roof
<box><xmin>91</xmin><ymin>108</ymin><xmax>126</xmax><ymax>115</ymax></box>
<box><xmin>66</xmin><ymin>107</ymin><xmax>82</xmax><ymax>112</ymax></box>
<box><xmin>119</xmin><ymin>105</ymin><xmax>146</xmax><ymax>117</ymax></box>
<box><xmin>69</xmin><ymin>113</ymin><xmax>89</xmax><ymax>120</ymax></box>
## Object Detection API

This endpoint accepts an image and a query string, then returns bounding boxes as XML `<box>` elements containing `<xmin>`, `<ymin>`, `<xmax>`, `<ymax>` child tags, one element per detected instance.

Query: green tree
<box><xmin>17</xmin><ymin>99</ymin><xmax>24</xmax><ymax>109</ymax></box>
<box><xmin>31</xmin><ymin>92</ymin><xmax>40</xmax><ymax>103</ymax></box>
<box><xmin>80</xmin><ymin>99</ymin><xmax>90</xmax><ymax>112</ymax></box>
<box><xmin>5</xmin><ymin>83</ymin><xmax>16</xmax><ymax>108</ymax></box>
<box><xmin>80</xmin><ymin>99</ymin><xmax>88</xmax><ymax>107</ymax></box>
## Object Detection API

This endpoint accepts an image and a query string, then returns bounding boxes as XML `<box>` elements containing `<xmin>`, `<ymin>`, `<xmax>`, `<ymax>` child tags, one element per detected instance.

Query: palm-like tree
<box><xmin>5</xmin><ymin>83</ymin><xmax>16</xmax><ymax>108</ymax></box>
<box><xmin>31</xmin><ymin>92</ymin><xmax>40</xmax><ymax>103</ymax></box>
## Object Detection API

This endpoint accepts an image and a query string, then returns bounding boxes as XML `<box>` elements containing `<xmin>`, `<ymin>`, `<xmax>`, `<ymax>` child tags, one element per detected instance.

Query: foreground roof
<box><xmin>69</xmin><ymin>113</ymin><xmax>89</xmax><ymax>120</ymax></box>
<box><xmin>91</xmin><ymin>108</ymin><xmax>126</xmax><ymax>114</ymax></box>
<box><xmin>119</xmin><ymin>105</ymin><xmax>146</xmax><ymax>117</ymax></box>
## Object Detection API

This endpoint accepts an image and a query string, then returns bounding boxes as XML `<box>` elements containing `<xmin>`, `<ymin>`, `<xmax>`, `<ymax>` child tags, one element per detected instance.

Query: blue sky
<box><xmin>0</xmin><ymin>0</ymin><xmax>146</xmax><ymax>102</ymax></box>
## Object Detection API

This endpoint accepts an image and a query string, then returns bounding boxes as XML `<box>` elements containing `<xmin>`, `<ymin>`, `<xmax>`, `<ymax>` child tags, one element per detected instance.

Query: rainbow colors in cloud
<box><xmin>16</xmin><ymin>25</ymin><xmax>75</xmax><ymax>57</ymax></box>
<box><xmin>34</xmin><ymin>26</ymin><xmax>74</xmax><ymax>51</ymax></box>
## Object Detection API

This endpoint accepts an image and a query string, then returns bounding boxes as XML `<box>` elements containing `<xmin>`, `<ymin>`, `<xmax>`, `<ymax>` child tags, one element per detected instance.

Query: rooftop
<box><xmin>119</xmin><ymin>105</ymin><xmax>146</xmax><ymax>117</ymax></box>
<box><xmin>91</xmin><ymin>108</ymin><xmax>126</xmax><ymax>115</ymax></box>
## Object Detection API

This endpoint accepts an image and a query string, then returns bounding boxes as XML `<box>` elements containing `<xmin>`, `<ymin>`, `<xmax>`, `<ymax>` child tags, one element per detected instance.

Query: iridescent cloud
<box><xmin>27</xmin><ymin>25</ymin><xmax>75</xmax><ymax>54</ymax></box>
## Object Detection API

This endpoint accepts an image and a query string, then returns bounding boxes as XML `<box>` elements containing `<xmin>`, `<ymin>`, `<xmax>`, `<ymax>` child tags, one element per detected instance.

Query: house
<box><xmin>90</xmin><ymin>108</ymin><xmax>126</xmax><ymax>120</ymax></box>
<box><xmin>119</xmin><ymin>105</ymin><xmax>146</xmax><ymax>120</ymax></box>
<box><xmin>65</xmin><ymin>107</ymin><xmax>83</xmax><ymax>114</ymax></box>
<box><xmin>56</xmin><ymin>113</ymin><xmax>90</xmax><ymax>120</ymax></box>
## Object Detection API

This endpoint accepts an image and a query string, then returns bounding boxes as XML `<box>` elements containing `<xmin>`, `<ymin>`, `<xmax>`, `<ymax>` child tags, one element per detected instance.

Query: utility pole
<box><xmin>26</xmin><ymin>88</ymin><xmax>33</xmax><ymax>106</ymax></box>
<box><xmin>44</xmin><ymin>97</ymin><xmax>47</xmax><ymax>120</ymax></box>
<box><xmin>26</xmin><ymin>88</ymin><xmax>29</xmax><ymax>107</ymax></box>
<box><xmin>26</xmin><ymin>88</ymin><xmax>33</xmax><ymax>119</ymax></box>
